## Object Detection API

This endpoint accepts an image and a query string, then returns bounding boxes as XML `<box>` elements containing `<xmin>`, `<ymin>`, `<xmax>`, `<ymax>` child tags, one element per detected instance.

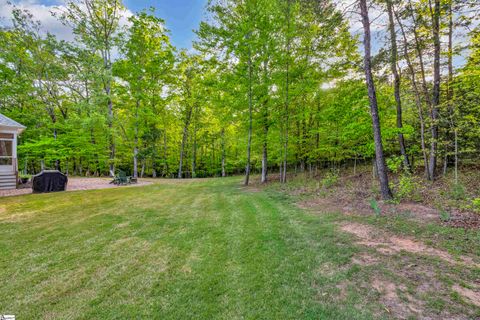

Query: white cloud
<box><xmin>0</xmin><ymin>0</ymin><xmax>74</xmax><ymax>41</ymax></box>
<box><xmin>0</xmin><ymin>0</ymin><xmax>133</xmax><ymax>43</ymax></box>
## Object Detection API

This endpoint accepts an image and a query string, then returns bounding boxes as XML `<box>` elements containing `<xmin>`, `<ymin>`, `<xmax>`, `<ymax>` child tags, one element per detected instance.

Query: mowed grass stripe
<box><xmin>0</xmin><ymin>178</ymin><xmax>379</xmax><ymax>319</ymax></box>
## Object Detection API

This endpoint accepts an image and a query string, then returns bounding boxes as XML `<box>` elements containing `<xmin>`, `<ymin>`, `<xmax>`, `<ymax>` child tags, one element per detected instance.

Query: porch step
<box><xmin>0</xmin><ymin>176</ymin><xmax>16</xmax><ymax>181</ymax></box>
<box><xmin>0</xmin><ymin>174</ymin><xmax>16</xmax><ymax>190</ymax></box>
<box><xmin>0</xmin><ymin>184</ymin><xmax>17</xmax><ymax>190</ymax></box>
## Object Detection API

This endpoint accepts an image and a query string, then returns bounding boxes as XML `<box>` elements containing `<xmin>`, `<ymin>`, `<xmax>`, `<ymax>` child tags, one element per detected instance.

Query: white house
<box><xmin>0</xmin><ymin>113</ymin><xmax>26</xmax><ymax>190</ymax></box>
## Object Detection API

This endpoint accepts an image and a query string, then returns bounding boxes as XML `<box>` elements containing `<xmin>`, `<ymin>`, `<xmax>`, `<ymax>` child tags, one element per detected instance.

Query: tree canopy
<box><xmin>0</xmin><ymin>0</ymin><xmax>478</xmax><ymax>189</ymax></box>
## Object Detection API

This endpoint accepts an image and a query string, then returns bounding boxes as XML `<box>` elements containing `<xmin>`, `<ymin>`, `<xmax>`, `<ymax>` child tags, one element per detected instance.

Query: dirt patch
<box><xmin>453</xmin><ymin>285</ymin><xmax>480</xmax><ymax>307</ymax></box>
<box><xmin>316</xmin><ymin>262</ymin><xmax>351</xmax><ymax>277</ymax></box>
<box><xmin>372</xmin><ymin>279</ymin><xmax>400</xmax><ymax>301</ymax></box>
<box><xmin>334</xmin><ymin>281</ymin><xmax>349</xmax><ymax>300</ymax></box>
<box><xmin>289</xmin><ymin>167</ymin><xmax>480</xmax><ymax>229</ymax></box>
<box><xmin>351</xmin><ymin>253</ymin><xmax>379</xmax><ymax>266</ymax></box>
<box><xmin>369</xmin><ymin>278</ymin><xmax>429</xmax><ymax>318</ymax></box>
<box><xmin>340</xmin><ymin>222</ymin><xmax>479</xmax><ymax>268</ymax></box>
<box><xmin>340</xmin><ymin>223</ymin><xmax>372</xmax><ymax>239</ymax></box>
<box><xmin>301</xmin><ymin>194</ymin><xmax>480</xmax><ymax>229</ymax></box>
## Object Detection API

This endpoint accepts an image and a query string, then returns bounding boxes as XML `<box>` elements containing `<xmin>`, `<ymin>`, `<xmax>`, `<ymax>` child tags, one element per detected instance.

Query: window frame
<box><xmin>0</xmin><ymin>136</ymin><xmax>14</xmax><ymax>166</ymax></box>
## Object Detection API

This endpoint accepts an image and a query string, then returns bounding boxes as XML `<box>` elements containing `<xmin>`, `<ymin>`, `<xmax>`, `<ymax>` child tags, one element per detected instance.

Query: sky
<box><xmin>0</xmin><ymin>0</ymin><xmax>472</xmax><ymax>67</ymax></box>
<box><xmin>123</xmin><ymin>0</ymin><xmax>208</xmax><ymax>49</ymax></box>
<box><xmin>0</xmin><ymin>0</ymin><xmax>209</xmax><ymax>49</ymax></box>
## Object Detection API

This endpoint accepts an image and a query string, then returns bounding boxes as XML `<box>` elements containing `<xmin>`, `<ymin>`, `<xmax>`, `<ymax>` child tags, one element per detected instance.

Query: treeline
<box><xmin>0</xmin><ymin>0</ymin><xmax>479</xmax><ymax>191</ymax></box>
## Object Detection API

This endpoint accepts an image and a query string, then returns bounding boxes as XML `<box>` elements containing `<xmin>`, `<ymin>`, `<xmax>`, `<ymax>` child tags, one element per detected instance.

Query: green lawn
<box><xmin>0</xmin><ymin>178</ymin><xmax>478</xmax><ymax>319</ymax></box>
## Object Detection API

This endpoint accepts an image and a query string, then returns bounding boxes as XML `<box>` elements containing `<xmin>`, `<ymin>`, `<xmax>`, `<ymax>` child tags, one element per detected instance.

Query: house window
<box><xmin>0</xmin><ymin>133</ymin><xmax>14</xmax><ymax>139</ymax></box>
<box><xmin>0</xmin><ymin>139</ymin><xmax>13</xmax><ymax>165</ymax></box>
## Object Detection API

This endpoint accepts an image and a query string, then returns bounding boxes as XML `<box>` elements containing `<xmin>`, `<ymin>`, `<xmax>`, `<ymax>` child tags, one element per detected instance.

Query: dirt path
<box><xmin>340</xmin><ymin>222</ymin><xmax>479</xmax><ymax>268</ymax></box>
<box><xmin>0</xmin><ymin>178</ymin><xmax>152</xmax><ymax>198</ymax></box>
<box><xmin>340</xmin><ymin>221</ymin><xmax>480</xmax><ymax>318</ymax></box>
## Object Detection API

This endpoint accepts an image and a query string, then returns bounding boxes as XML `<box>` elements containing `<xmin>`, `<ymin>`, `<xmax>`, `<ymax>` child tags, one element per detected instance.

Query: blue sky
<box><xmin>0</xmin><ymin>0</ymin><xmax>208</xmax><ymax>49</ymax></box>
<box><xmin>124</xmin><ymin>0</ymin><xmax>208</xmax><ymax>49</ymax></box>
<box><xmin>0</xmin><ymin>0</ymin><xmax>472</xmax><ymax>66</ymax></box>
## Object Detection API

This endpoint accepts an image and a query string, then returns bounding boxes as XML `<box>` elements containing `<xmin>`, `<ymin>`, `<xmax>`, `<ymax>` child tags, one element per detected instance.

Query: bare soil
<box><xmin>453</xmin><ymin>285</ymin><xmax>480</xmax><ymax>308</ymax></box>
<box><xmin>340</xmin><ymin>222</ymin><xmax>479</xmax><ymax>268</ymax></box>
<box><xmin>340</xmin><ymin>221</ymin><xmax>480</xmax><ymax>319</ymax></box>
<box><xmin>290</xmin><ymin>168</ymin><xmax>480</xmax><ymax>229</ymax></box>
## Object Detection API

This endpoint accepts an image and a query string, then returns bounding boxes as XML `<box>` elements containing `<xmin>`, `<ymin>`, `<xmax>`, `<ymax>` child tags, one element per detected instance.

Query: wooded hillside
<box><xmin>0</xmin><ymin>0</ymin><xmax>479</xmax><ymax>192</ymax></box>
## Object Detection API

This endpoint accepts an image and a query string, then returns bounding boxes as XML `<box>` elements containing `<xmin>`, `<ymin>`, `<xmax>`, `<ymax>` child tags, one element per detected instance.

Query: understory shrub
<box><xmin>395</xmin><ymin>174</ymin><xmax>421</xmax><ymax>202</ymax></box>
<box><xmin>321</xmin><ymin>170</ymin><xmax>339</xmax><ymax>189</ymax></box>
<box><xmin>386</xmin><ymin>156</ymin><xmax>403</xmax><ymax>174</ymax></box>
<box><xmin>369</xmin><ymin>198</ymin><xmax>381</xmax><ymax>217</ymax></box>
<box><xmin>439</xmin><ymin>209</ymin><xmax>451</xmax><ymax>222</ymax></box>
<box><xmin>449</xmin><ymin>183</ymin><xmax>467</xmax><ymax>200</ymax></box>
<box><xmin>472</xmin><ymin>198</ymin><xmax>480</xmax><ymax>213</ymax></box>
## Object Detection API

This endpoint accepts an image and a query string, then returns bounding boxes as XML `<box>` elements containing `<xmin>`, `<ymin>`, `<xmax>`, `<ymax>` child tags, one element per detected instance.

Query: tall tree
<box><xmin>359</xmin><ymin>0</ymin><xmax>393</xmax><ymax>200</ymax></box>
<box><xmin>281</xmin><ymin>0</ymin><xmax>292</xmax><ymax>184</ymax></box>
<box><xmin>60</xmin><ymin>0</ymin><xmax>124</xmax><ymax>176</ymax></box>
<box><xmin>114</xmin><ymin>10</ymin><xmax>174</xmax><ymax>179</ymax></box>
<box><xmin>386</xmin><ymin>0</ymin><xmax>410</xmax><ymax>171</ymax></box>
<box><xmin>428</xmin><ymin>0</ymin><xmax>441</xmax><ymax>180</ymax></box>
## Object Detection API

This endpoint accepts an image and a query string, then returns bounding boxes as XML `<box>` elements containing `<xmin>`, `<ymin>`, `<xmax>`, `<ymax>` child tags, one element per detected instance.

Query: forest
<box><xmin>0</xmin><ymin>0</ymin><xmax>479</xmax><ymax>198</ymax></box>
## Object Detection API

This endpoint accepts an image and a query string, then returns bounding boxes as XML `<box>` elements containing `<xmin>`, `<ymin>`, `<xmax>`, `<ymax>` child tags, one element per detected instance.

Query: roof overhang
<box><xmin>0</xmin><ymin>113</ymin><xmax>26</xmax><ymax>134</ymax></box>
<box><xmin>0</xmin><ymin>124</ymin><xmax>26</xmax><ymax>134</ymax></box>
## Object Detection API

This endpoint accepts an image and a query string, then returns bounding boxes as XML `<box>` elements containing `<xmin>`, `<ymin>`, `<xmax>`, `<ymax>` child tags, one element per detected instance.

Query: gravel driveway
<box><xmin>0</xmin><ymin>178</ymin><xmax>152</xmax><ymax>197</ymax></box>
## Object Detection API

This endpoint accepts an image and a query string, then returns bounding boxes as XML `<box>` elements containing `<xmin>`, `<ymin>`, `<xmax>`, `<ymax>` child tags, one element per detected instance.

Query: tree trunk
<box><xmin>133</xmin><ymin>99</ymin><xmax>139</xmax><ymax>179</ymax></box>
<box><xmin>140</xmin><ymin>160</ymin><xmax>145</xmax><ymax>178</ymax></box>
<box><xmin>108</xmin><ymin>95</ymin><xmax>115</xmax><ymax>176</ymax></box>
<box><xmin>162</xmin><ymin>125</ymin><xmax>169</xmax><ymax>177</ymax></box>
<box><xmin>354</xmin><ymin>156</ymin><xmax>357</xmax><ymax>175</ymax></box>
<box><xmin>261</xmin><ymin>138</ymin><xmax>268</xmax><ymax>183</ymax></box>
<box><xmin>281</xmin><ymin>0</ymin><xmax>291</xmax><ymax>184</ymax></box>
<box><xmin>408</xmin><ymin>0</ymin><xmax>433</xmax><ymax>111</ymax></box>
<box><xmin>191</xmin><ymin>106</ymin><xmax>198</xmax><ymax>178</ymax></box>
<box><xmin>102</xmin><ymin>42</ymin><xmax>115</xmax><ymax>177</ymax></box>
<box><xmin>360</xmin><ymin>0</ymin><xmax>393</xmax><ymax>200</ymax></box>
<box><xmin>454</xmin><ymin>129</ymin><xmax>458</xmax><ymax>184</ymax></box>
<box><xmin>447</xmin><ymin>2</ymin><xmax>458</xmax><ymax>183</ymax></box>
<box><xmin>178</xmin><ymin>103</ymin><xmax>194</xmax><ymax>179</ymax></box>
<box><xmin>387</xmin><ymin>0</ymin><xmax>410</xmax><ymax>171</ymax></box>
<box><xmin>429</xmin><ymin>0</ymin><xmax>441</xmax><ymax>180</ymax></box>
<box><xmin>261</xmin><ymin>61</ymin><xmax>269</xmax><ymax>184</ymax></box>
<box><xmin>221</xmin><ymin>128</ymin><xmax>226</xmax><ymax>177</ymax></box>
<box><xmin>244</xmin><ymin>43</ymin><xmax>253</xmax><ymax>186</ymax></box>
<box><xmin>395</xmin><ymin>10</ymin><xmax>430</xmax><ymax>178</ymax></box>
<box><xmin>53</xmin><ymin>126</ymin><xmax>60</xmax><ymax>171</ymax></box>
<box><xmin>178</xmin><ymin>126</ymin><xmax>188</xmax><ymax>179</ymax></box>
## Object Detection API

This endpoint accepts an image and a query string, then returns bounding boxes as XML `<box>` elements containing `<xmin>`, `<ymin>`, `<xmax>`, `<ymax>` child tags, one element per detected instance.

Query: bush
<box><xmin>395</xmin><ymin>174</ymin><xmax>421</xmax><ymax>202</ymax></box>
<box><xmin>369</xmin><ymin>198</ymin><xmax>381</xmax><ymax>217</ymax></box>
<box><xmin>472</xmin><ymin>198</ymin><xmax>480</xmax><ymax>213</ymax></box>
<box><xmin>449</xmin><ymin>183</ymin><xmax>466</xmax><ymax>201</ymax></box>
<box><xmin>321</xmin><ymin>170</ymin><xmax>339</xmax><ymax>189</ymax></box>
<box><xmin>439</xmin><ymin>209</ymin><xmax>451</xmax><ymax>222</ymax></box>
<box><xmin>386</xmin><ymin>156</ymin><xmax>403</xmax><ymax>174</ymax></box>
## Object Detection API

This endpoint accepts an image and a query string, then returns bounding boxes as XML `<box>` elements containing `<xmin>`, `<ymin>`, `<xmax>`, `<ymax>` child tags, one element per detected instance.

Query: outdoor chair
<box><xmin>110</xmin><ymin>170</ymin><xmax>131</xmax><ymax>185</ymax></box>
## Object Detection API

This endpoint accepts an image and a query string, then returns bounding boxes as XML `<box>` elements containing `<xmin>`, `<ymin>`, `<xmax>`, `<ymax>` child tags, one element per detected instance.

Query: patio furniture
<box><xmin>110</xmin><ymin>170</ymin><xmax>132</xmax><ymax>185</ymax></box>
<box><xmin>32</xmin><ymin>170</ymin><xmax>68</xmax><ymax>193</ymax></box>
